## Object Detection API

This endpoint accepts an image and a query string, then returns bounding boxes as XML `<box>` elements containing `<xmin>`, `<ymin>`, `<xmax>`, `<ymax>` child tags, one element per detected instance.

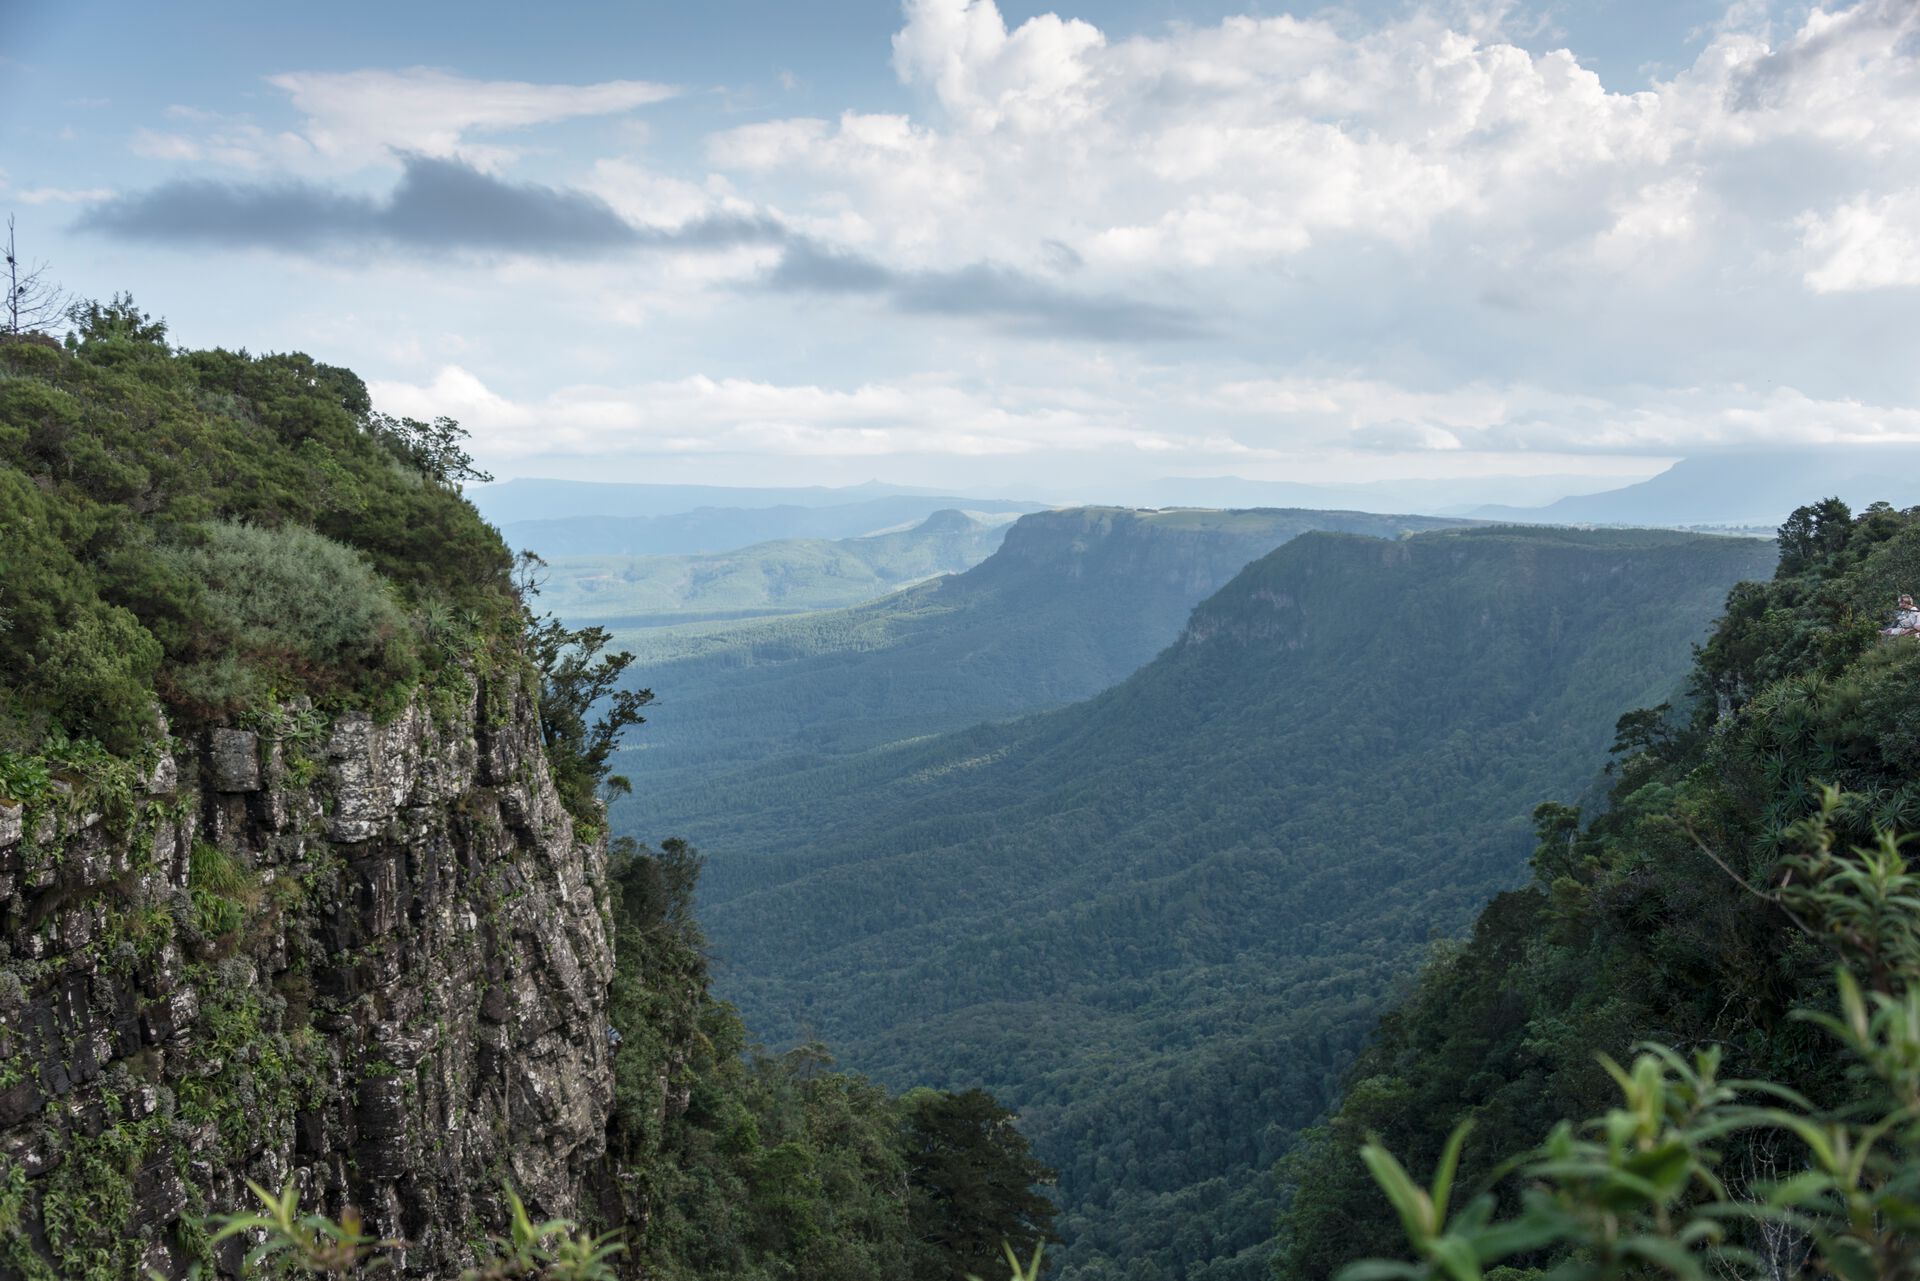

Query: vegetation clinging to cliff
<box><xmin>604</xmin><ymin>837</ymin><xmax>1058</xmax><ymax>1280</ymax></box>
<box><xmin>1273</xmin><ymin>498</ymin><xmax>1920</xmax><ymax>1276</ymax></box>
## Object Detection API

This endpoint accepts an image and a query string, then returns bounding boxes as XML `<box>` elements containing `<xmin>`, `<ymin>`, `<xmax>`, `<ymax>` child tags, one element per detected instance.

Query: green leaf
<box><xmin>1431</xmin><ymin>1120</ymin><xmax>1475</xmax><ymax>1230</ymax></box>
<box><xmin>1360</xmin><ymin>1139</ymin><xmax>1436</xmax><ymax>1243</ymax></box>
<box><xmin>1427</xmin><ymin>1235</ymin><xmax>1483</xmax><ymax>1281</ymax></box>
<box><xmin>1821</xmin><ymin>1235</ymin><xmax>1879</xmax><ymax>1281</ymax></box>
<box><xmin>1762</xmin><ymin>1170</ymin><xmax>1838</xmax><ymax>1208</ymax></box>
<box><xmin>1620</xmin><ymin>1234</ymin><xmax>1706</xmax><ymax>1281</ymax></box>
<box><xmin>1334</xmin><ymin>1261</ymin><xmax>1425</xmax><ymax>1281</ymax></box>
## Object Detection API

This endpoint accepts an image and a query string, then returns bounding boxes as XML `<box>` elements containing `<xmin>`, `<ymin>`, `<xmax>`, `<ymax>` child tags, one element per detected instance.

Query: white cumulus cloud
<box><xmin>134</xmin><ymin>69</ymin><xmax>677</xmax><ymax>173</ymax></box>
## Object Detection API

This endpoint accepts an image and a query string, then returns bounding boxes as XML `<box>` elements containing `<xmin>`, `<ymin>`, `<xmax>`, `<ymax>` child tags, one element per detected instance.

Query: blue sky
<box><xmin>5</xmin><ymin>0</ymin><xmax>1918</xmax><ymax>491</ymax></box>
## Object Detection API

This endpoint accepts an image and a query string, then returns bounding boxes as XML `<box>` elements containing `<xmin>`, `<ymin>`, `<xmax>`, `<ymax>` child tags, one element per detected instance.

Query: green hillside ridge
<box><xmin>670</xmin><ymin>524</ymin><xmax>1778</xmax><ymax>1280</ymax></box>
<box><xmin>1274</xmin><ymin>496</ymin><xmax>1920</xmax><ymax>1278</ymax></box>
<box><xmin>531</xmin><ymin>508</ymin><xmax>1018</xmax><ymax>629</ymax></box>
<box><xmin>606</xmin><ymin>505</ymin><xmax>1466</xmax><ymax>847</ymax></box>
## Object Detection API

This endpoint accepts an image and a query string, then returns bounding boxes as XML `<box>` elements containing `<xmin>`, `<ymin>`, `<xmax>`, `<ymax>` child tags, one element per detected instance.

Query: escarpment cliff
<box><xmin>0</xmin><ymin>667</ymin><xmax>614</xmax><ymax>1279</ymax></box>
<box><xmin>609</xmin><ymin>503</ymin><xmax>1467</xmax><ymax>850</ymax></box>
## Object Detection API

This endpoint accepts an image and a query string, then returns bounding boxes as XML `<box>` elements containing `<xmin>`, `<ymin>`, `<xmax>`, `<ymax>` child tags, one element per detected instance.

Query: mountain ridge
<box><xmin>1471</xmin><ymin>448</ymin><xmax>1920</xmax><ymax>527</ymax></box>
<box><xmin>608</xmin><ymin>506</ymin><xmax>1470</xmax><ymax>845</ymax></box>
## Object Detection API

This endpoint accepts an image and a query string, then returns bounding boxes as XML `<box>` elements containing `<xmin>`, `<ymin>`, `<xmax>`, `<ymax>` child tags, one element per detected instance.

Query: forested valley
<box><xmin>625</xmin><ymin>523</ymin><xmax>1776</xmax><ymax>1277</ymax></box>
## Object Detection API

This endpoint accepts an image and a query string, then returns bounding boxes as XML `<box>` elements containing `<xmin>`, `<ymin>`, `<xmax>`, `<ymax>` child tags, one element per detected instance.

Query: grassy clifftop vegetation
<box><xmin>0</xmin><ymin>300</ymin><xmax>514</xmax><ymax>763</ymax></box>
<box><xmin>1274</xmin><ymin>497</ymin><xmax>1920</xmax><ymax>1278</ymax></box>
<box><xmin>677</xmin><ymin>524</ymin><xmax>1777</xmax><ymax>1279</ymax></box>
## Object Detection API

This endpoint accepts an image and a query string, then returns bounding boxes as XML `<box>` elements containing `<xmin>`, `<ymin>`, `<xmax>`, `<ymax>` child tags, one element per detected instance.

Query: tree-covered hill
<box><xmin>530</xmin><ymin>508</ymin><xmax>1018</xmax><ymax>630</ymax></box>
<box><xmin>606</xmin><ymin>506</ymin><xmax>1465</xmax><ymax>847</ymax></box>
<box><xmin>677</xmin><ymin>525</ymin><xmax>1778</xmax><ymax>1279</ymax></box>
<box><xmin>1273</xmin><ymin>497</ymin><xmax>1920</xmax><ymax>1279</ymax></box>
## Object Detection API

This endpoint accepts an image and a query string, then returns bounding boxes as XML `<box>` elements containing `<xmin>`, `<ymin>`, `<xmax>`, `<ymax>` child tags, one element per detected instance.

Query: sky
<box><xmin>4</xmin><ymin>0</ymin><xmax>1919</xmax><ymax>493</ymax></box>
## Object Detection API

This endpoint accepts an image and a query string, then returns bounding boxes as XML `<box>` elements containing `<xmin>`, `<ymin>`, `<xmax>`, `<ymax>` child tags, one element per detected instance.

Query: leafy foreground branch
<box><xmin>167</xmin><ymin>1178</ymin><xmax>1046</xmax><ymax>1280</ymax></box>
<box><xmin>158</xmin><ymin>1181</ymin><xmax>620</xmax><ymax>1280</ymax></box>
<box><xmin>1344</xmin><ymin>795</ymin><xmax>1920</xmax><ymax>1281</ymax></box>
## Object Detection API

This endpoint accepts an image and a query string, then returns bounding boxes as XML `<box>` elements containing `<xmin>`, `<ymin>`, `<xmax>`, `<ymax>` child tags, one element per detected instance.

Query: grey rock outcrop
<box><xmin>0</xmin><ymin>670</ymin><xmax>615</xmax><ymax>1278</ymax></box>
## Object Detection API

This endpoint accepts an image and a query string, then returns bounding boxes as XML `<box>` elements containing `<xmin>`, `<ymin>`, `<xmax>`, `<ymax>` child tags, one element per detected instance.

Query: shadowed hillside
<box><xmin>683</xmin><ymin>526</ymin><xmax>1779</xmax><ymax>1280</ymax></box>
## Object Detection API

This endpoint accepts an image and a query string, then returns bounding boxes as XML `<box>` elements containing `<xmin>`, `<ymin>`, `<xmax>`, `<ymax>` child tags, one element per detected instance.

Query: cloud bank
<box><xmin>79</xmin><ymin>154</ymin><xmax>785</xmax><ymax>256</ymax></box>
<box><xmin>45</xmin><ymin>2</ymin><xmax>1920</xmax><ymax>474</ymax></box>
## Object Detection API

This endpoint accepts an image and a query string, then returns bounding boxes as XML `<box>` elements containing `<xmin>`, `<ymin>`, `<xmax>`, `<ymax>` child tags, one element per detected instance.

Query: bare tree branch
<box><xmin>4</xmin><ymin>214</ymin><xmax>70</xmax><ymax>337</ymax></box>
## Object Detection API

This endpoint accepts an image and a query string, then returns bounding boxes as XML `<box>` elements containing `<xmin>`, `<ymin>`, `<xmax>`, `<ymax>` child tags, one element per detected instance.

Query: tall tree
<box><xmin>902</xmin><ymin>1088</ymin><xmax>1059</xmax><ymax>1280</ymax></box>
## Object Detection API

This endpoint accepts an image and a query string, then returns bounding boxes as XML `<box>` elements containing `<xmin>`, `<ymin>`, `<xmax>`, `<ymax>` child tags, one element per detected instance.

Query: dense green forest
<box><xmin>0</xmin><ymin>314</ymin><xmax>1055</xmax><ymax>1279</ymax></box>
<box><xmin>1273</xmin><ymin>497</ymin><xmax>1920</xmax><ymax>1278</ymax></box>
<box><xmin>605</xmin><ymin>836</ymin><xmax>1057</xmax><ymax>1281</ymax></box>
<box><xmin>673</xmin><ymin>524</ymin><xmax>1777</xmax><ymax>1278</ymax></box>
<box><xmin>527</xmin><ymin>508</ymin><xmax>1017</xmax><ymax>629</ymax></box>
<box><xmin>605</xmin><ymin>506</ymin><xmax>1465</xmax><ymax>846</ymax></box>
<box><xmin>18</xmin><ymin>299</ymin><xmax>1915</xmax><ymax>1280</ymax></box>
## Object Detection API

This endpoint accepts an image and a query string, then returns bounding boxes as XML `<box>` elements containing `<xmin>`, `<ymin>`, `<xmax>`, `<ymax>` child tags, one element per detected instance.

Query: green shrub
<box><xmin>37</xmin><ymin>604</ymin><xmax>162</xmax><ymax>750</ymax></box>
<box><xmin>157</xmin><ymin>519</ymin><xmax>416</xmax><ymax>715</ymax></box>
<box><xmin>188</xmin><ymin>841</ymin><xmax>258</xmax><ymax>945</ymax></box>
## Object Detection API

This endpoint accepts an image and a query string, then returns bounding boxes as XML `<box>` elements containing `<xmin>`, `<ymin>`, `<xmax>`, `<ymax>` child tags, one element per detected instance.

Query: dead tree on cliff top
<box><xmin>4</xmin><ymin>215</ymin><xmax>70</xmax><ymax>337</ymax></box>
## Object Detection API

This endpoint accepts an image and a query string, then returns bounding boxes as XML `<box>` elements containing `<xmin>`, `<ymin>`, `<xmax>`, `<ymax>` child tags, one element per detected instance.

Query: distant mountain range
<box><xmin>1470</xmin><ymin>448</ymin><xmax>1920</xmax><ymax>528</ymax></box>
<box><xmin>471</xmin><ymin>475</ymin><xmax>1629</xmax><ymax>543</ymax></box>
<box><xmin>499</xmin><ymin>494</ymin><xmax>1045</xmax><ymax>558</ymax></box>
<box><xmin>467</xmin><ymin>477</ymin><xmax>970</xmax><ymax>526</ymax></box>
<box><xmin>673</xmin><ymin>525</ymin><xmax>1779</xmax><ymax>1281</ymax></box>
<box><xmin>529</xmin><ymin>509</ymin><xmax>1018</xmax><ymax>628</ymax></box>
<box><xmin>472</xmin><ymin>453</ymin><xmax>1917</xmax><ymax>555</ymax></box>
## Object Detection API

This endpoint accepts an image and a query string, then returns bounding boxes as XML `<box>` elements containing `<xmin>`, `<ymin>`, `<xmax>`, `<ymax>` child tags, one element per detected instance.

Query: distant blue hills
<box><xmin>1471</xmin><ymin>447</ymin><xmax>1920</xmax><ymax>528</ymax></box>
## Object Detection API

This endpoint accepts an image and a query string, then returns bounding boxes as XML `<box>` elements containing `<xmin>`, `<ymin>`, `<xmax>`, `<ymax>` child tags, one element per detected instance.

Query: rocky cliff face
<box><xmin>982</xmin><ymin>507</ymin><xmax>1268</xmax><ymax>594</ymax></box>
<box><xmin>0</xmin><ymin>668</ymin><xmax>614</xmax><ymax>1279</ymax></box>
